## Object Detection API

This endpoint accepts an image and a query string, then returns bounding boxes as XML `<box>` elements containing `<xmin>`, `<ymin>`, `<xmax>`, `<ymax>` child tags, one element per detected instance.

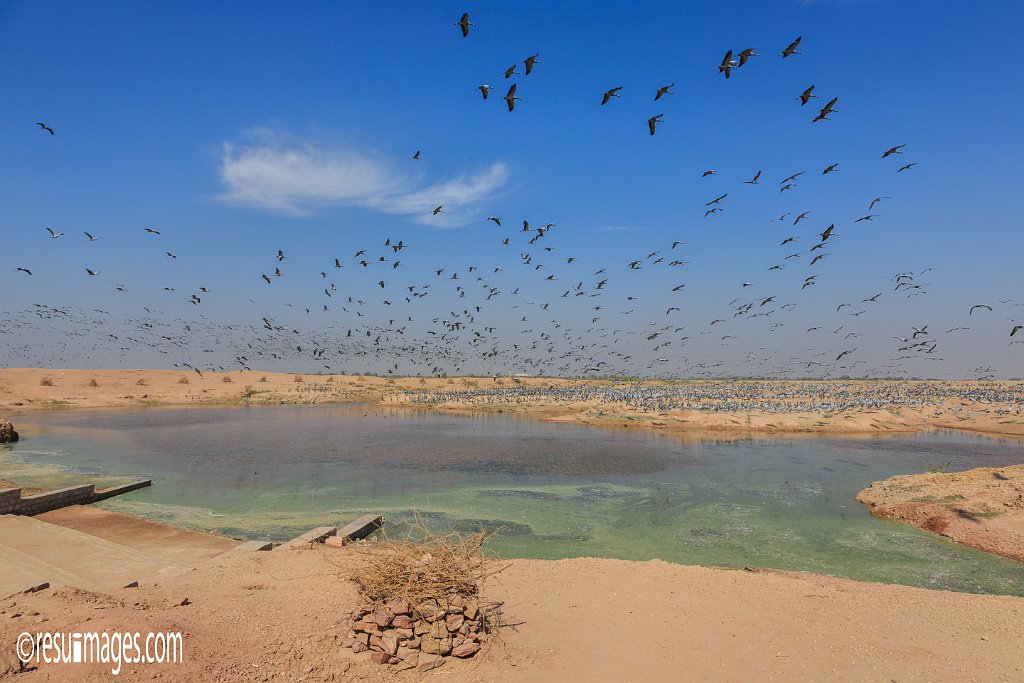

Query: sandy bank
<box><xmin>2</xmin><ymin>543</ymin><xmax>1023</xmax><ymax>682</ymax></box>
<box><xmin>2</xmin><ymin>368</ymin><xmax>1023</xmax><ymax>438</ymax></box>
<box><xmin>858</xmin><ymin>465</ymin><xmax>1024</xmax><ymax>563</ymax></box>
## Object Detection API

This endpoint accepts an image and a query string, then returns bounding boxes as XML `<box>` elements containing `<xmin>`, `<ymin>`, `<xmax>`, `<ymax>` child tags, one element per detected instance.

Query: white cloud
<box><xmin>217</xmin><ymin>132</ymin><xmax>509</xmax><ymax>226</ymax></box>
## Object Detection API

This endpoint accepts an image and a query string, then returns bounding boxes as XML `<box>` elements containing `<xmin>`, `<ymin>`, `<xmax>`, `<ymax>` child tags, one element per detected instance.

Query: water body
<box><xmin>3</xmin><ymin>404</ymin><xmax>1023</xmax><ymax>595</ymax></box>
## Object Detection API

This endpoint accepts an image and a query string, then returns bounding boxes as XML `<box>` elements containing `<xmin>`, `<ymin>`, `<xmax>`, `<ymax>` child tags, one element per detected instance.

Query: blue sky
<box><xmin>2</xmin><ymin>1</ymin><xmax>1023</xmax><ymax>377</ymax></box>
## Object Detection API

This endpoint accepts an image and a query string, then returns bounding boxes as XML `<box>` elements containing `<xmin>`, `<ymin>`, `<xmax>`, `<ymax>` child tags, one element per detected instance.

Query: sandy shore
<box><xmin>2</xmin><ymin>542</ymin><xmax>1023</xmax><ymax>682</ymax></box>
<box><xmin>858</xmin><ymin>464</ymin><xmax>1024</xmax><ymax>563</ymax></box>
<box><xmin>3</xmin><ymin>369</ymin><xmax>1024</xmax><ymax>679</ymax></box>
<box><xmin>2</xmin><ymin>368</ymin><xmax>1023</xmax><ymax>438</ymax></box>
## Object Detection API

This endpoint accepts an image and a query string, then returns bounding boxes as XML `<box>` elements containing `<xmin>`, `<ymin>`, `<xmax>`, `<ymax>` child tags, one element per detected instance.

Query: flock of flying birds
<box><xmin>6</xmin><ymin>14</ymin><xmax>1021</xmax><ymax>380</ymax></box>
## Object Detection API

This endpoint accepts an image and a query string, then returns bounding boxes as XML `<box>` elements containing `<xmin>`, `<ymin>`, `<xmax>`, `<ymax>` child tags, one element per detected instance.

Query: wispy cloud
<box><xmin>217</xmin><ymin>131</ymin><xmax>509</xmax><ymax>226</ymax></box>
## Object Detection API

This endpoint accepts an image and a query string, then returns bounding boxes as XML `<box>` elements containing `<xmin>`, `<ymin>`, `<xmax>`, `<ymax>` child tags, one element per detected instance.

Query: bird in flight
<box><xmin>1012</xmin><ymin>325</ymin><xmax>1022</xmax><ymax>337</ymax></box>
<box><xmin>737</xmin><ymin>47</ymin><xmax>760</xmax><ymax>66</ymax></box>
<box><xmin>16</xmin><ymin>267</ymin><xmax>32</xmax><ymax>275</ymax></box>
<box><xmin>820</xmin><ymin>224</ymin><xmax>835</xmax><ymax>241</ymax></box>
<box><xmin>882</xmin><ymin>145</ymin><xmax>905</xmax><ymax>158</ymax></box>
<box><xmin>794</xmin><ymin>211</ymin><xmax>811</xmax><ymax>225</ymax></box>
<box><xmin>83</xmin><ymin>231</ymin><xmax>100</xmax><ymax>241</ymax></box>
<box><xmin>855</xmin><ymin>214</ymin><xmax>877</xmax><ymax>222</ymax></box>
<box><xmin>504</xmin><ymin>64</ymin><xmax>520</xmax><ymax>79</ymax></box>
<box><xmin>647</xmin><ymin>114</ymin><xmax>663</xmax><ymax>136</ymax></box>
<box><xmin>504</xmin><ymin>83</ymin><xmax>521</xmax><ymax>111</ymax></box>
<box><xmin>432</xmin><ymin>205</ymin><xmax>444</xmax><ymax>215</ymax></box>
<box><xmin>412</xmin><ymin>150</ymin><xmax>421</xmax><ymax>160</ymax></box>
<box><xmin>701</xmin><ymin>170</ymin><xmax>717</xmax><ymax>177</ymax></box>
<box><xmin>969</xmin><ymin>304</ymin><xmax>992</xmax><ymax>315</ymax></box>
<box><xmin>46</xmin><ymin>227</ymin><xmax>63</xmax><ymax>239</ymax></box>
<box><xmin>144</xmin><ymin>227</ymin><xmax>160</xmax><ymax>234</ymax></box>
<box><xmin>455</xmin><ymin>13</ymin><xmax>475</xmax><ymax>37</ymax></box>
<box><xmin>781</xmin><ymin>36</ymin><xmax>802</xmax><ymax>58</ymax></box>
<box><xmin>601</xmin><ymin>87</ymin><xmax>623</xmax><ymax>105</ymax></box>
<box><xmin>654</xmin><ymin>84</ymin><xmax>674</xmax><ymax>101</ymax></box>
<box><xmin>822</xmin><ymin>163</ymin><xmax>839</xmax><ymax>175</ymax></box>
<box><xmin>705</xmin><ymin>193</ymin><xmax>727</xmax><ymax>206</ymax></box>
<box><xmin>897</xmin><ymin>162</ymin><xmax>917</xmax><ymax>172</ymax></box>
<box><xmin>797</xmin><ymin>86</ymin><xmax>817</xmax><ymax>106</ymax></box>
<box><xmin>85</xmin><ymin>268</ymin><xmax>99</xmax><ymax>276</ymax></box>
<box><xmin>813</xmin><ymin>97</ymin><xmax>838</xmax><ymax>122</ymax></box>
<box><xmin>36</xmin><ymin>122</ymin><xmax>55</xmax><ymax>135</ymax></box>
<box><xmin>478</xmin><ymin>84</ymin><xmax>491</xmax><ymax>100</ymax></box>
<box><xmin>718</xmin><ymin>50</ymin><xmax>736</xmax><ymax>79</ymax></box>
<box><xmin>869</xmin><ymin>197</ymin><xmax>891</xmax><ymax>211</ymax></box>
<box><xmin>524</xmin><ymin>54</ymin><xmax>541</xmax><ymax>75</ymax></box>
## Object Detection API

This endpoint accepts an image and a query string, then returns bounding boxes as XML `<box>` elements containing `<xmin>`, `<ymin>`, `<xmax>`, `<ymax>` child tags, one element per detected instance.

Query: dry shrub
<box><xmin>344</xmin><ymin>516</ymin><xmax>504</xmax><ymax>612</ymax></box>
<box><xmin>258</xmin><ymin>376</ymin><xmax>267</xmax><ymax>383</ymax></box>
<box><xmin>326</xmin><ymin>376</ymin><xmax>334</xmax><ymax>383</ymax></box>
<box><xmin>178</xmin><ymin>376</ymin><xmax>189</xmax><ymax>385</ymax></box>
<box><xmin>40</xmin><ymin>377</ymin><xmax>54</xmax><ymax>387</ymax></box>
<box><xmin>136</xmin><ymin>379</ymin><xmax>147</xmax><ymax>386</ymax></box>
<box><xmin>88</xmin><ymin>378</ymin><xmax>99</xmax><ymax>387</ymax></box>
<box><xmin>419</xmin><ymin>378</ymin><xmax>427</xmax><ymax>385</ymax></box>
<box><xmin>222</xmin><ymin>375</ymin><xmax>233</xmax><ymax>383</ymax></box>
<box><xmin>293</xmin><ymin>375</ymin><xmax>304</xmax><ymax>383</ymax></box>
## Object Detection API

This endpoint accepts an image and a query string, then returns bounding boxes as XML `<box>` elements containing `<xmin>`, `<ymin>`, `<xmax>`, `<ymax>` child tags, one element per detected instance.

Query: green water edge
<box><xmin>3</xmin><ymin>441</ymin><xmax>1022</xmax><ymax>598</ymax></box>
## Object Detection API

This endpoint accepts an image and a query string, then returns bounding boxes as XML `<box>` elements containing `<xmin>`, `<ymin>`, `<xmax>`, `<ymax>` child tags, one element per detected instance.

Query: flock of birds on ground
<box><xmin>5</xmin><ymin>13</ymin><xmax>1021</xmax><ymax>380</ymax></box>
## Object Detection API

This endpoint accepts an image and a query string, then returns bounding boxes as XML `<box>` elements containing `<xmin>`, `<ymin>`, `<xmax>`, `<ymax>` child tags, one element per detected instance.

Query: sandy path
<box><xmin>2</xmin><ymin>549</ymin><xmax>1022</xmax><ymax>682</ymax></box>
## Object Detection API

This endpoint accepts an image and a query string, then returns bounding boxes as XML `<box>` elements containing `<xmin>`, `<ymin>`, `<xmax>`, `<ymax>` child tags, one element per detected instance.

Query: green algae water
<box><xmin>3</xmin><ymin>404</ymin><xmax>1023</xmax><ymax>595</ymax></box>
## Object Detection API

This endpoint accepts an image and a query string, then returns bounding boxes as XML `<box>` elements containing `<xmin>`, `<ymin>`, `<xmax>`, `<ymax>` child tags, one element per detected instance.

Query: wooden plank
<box><xmin>339</xmin><ymin>514</ymin><xmax>383</xmax><ymax>541</ymax></box>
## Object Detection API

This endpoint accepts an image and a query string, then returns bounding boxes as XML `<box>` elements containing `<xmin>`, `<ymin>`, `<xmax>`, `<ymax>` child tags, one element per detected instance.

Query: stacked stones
<box><xmin>0</xmin><ymin>419</ymin><xmax>18</xmax><ymax>444</ymax></box>
<box><xmin>343</xmin><ymin>594</ymin><xmax>486</xmax><ymax>671</ymax></box>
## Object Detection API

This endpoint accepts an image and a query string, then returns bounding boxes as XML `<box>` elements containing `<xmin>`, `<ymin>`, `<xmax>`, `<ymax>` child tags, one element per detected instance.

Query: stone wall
<box><xmin>0</xmin><ymin>481</ymin><xmax>151</xmax><ymax>516</ymax></box>
<box><xmin>17</xmin><ymin>485</ymin><xmax>96</xmax><ymax>516</ymax></box>
<box><xmin>0</xmin><ymin>488</ymin><xmax>20</xmax><ymax>515</ymax></box>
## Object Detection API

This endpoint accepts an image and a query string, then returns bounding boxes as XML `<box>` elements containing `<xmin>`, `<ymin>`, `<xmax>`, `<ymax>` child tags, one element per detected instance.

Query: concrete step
<box><xmin>35</xmin><ymin>505</ymin><xmax>238</xmax><ymax>564</ymax></box>
<box><xmin>0</xmin><ymin>514</ymin><xmax>193</xmax><ymax>594</ymax></box>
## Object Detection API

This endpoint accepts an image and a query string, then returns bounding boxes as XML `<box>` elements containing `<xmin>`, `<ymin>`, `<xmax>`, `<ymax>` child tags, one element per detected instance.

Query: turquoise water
<box><xmin>2</xmin><ymin>404</ymin><xmax>1023</xmax><ymax>595</ymax></box>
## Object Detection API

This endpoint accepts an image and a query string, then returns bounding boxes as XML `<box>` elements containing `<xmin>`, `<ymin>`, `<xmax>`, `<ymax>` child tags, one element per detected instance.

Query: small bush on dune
<box><xmin>258</xmin><ymin>376</ymin><xmax>267</xmax><ymax>383</ymax></box>
<box><xmin>40</xmin><ymin>377</ymin><xmax>54</xmax><ymax>387</ymax></box>
<box><xmin>222</xmin><ymin>376</ymin><xmax>233</xmax><ymax>383</ymax></box>
<box><xmin>178</xmin><ymin>376</ymin><xmax>189</xmax><ymax>385</ymax></box>
<box><xmin>294</xmin><ymin>375</ymin><xmax>304</xmax><ymax>383</ymax></box>
<box><xmin>136</xmin><ymin>379</ymin><xmax>147</xmax><ymax>386</ymax></box>
<box><xmin>88</xmin><ymin>378</ymin><xmax>99</xmax><ymax>387</ymax></box>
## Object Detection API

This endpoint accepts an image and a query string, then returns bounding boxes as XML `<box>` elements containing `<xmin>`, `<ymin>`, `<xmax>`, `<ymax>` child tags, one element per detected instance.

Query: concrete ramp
<box><xmin>0</xmin><ymin>514</ymin><xmax>194</xmax><ymax>597</ymax></box>
<box><xmin>36</xmin><ymin>505</ymin><xmax>238</xmax><ymax>563</ymax></box>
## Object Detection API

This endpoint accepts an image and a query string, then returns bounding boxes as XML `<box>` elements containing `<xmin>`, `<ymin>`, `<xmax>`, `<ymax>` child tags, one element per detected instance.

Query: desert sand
<box><xmin>3</xmin><ymin>368</ymin><xmax>1024</xmax><ymax>680</ymax></box>
<box><xmin>858</xmin><ymin>464</ymin><xmax>1024</xmax><ymax>563</ymax></box>
<box><xmin>2</xmin><ymin>538</ymin><xmax>1023</xmax><ymax>682</ymax></box>
<box><xmin>2</xmin><ymin>367</ymin><xmax>1023</xmax><ymax>437</ymax></box>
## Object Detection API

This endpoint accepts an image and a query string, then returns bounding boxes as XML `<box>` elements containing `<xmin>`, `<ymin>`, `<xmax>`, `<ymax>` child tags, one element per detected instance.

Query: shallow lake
<box><xmin>3</xmin><ymin>404</ymin><xmax>1023</xmax><ymax>595</ymax></box>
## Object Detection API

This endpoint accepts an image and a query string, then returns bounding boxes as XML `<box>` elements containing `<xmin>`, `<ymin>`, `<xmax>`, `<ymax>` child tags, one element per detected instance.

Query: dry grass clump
<box><xmin>338</xmin><ymin>518</ymin><xmax>505</xmax><ymax>669</ymax></box>
<box><xmin>178</xmin><ymin>376</ymin><xmax>189</xmax><ymax>385</ymax></box>
<box><xmin>349</xmin><ymin>524</ymin><xmax>494</xmax><ymax>606</ymax></box>
<box><xmin>258</xmin><ymin>376</ymin><xmax>267</xmax><ymax>383</ymax></box>
<box><xmin>88</xmin><ymin>378</ymin><xmax>99</xmax><ymax>387</ymax></box>
<box><xmin>221</xmin><ymin>375</ymin><xmax>233</xmax><ymax>383</ymax></box>
<box><xmin>135</xmin><ymin>378</ymin><xmax>147</xmax><ymax>386</ymax></box>
<box><xmin>40</xmin><ymin>377</ymin><xmax>54</xmax><ymax>387</ymax></box>
<box><xmin>293</xmin><ymin>375</ymin><xmax>304</xmax><ymax>383</ymax></box>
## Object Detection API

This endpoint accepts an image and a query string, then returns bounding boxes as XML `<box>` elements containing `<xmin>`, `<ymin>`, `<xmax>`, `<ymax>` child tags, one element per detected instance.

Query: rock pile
<box><xmin>0</xmin><ymin>419</ymin><xmax>18</xmax><ymax>444</ymax></box>
<box><xmin>343</xmin><ymin>594</ymin><xmax>487</xmax><ymax>671</ymax></box>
